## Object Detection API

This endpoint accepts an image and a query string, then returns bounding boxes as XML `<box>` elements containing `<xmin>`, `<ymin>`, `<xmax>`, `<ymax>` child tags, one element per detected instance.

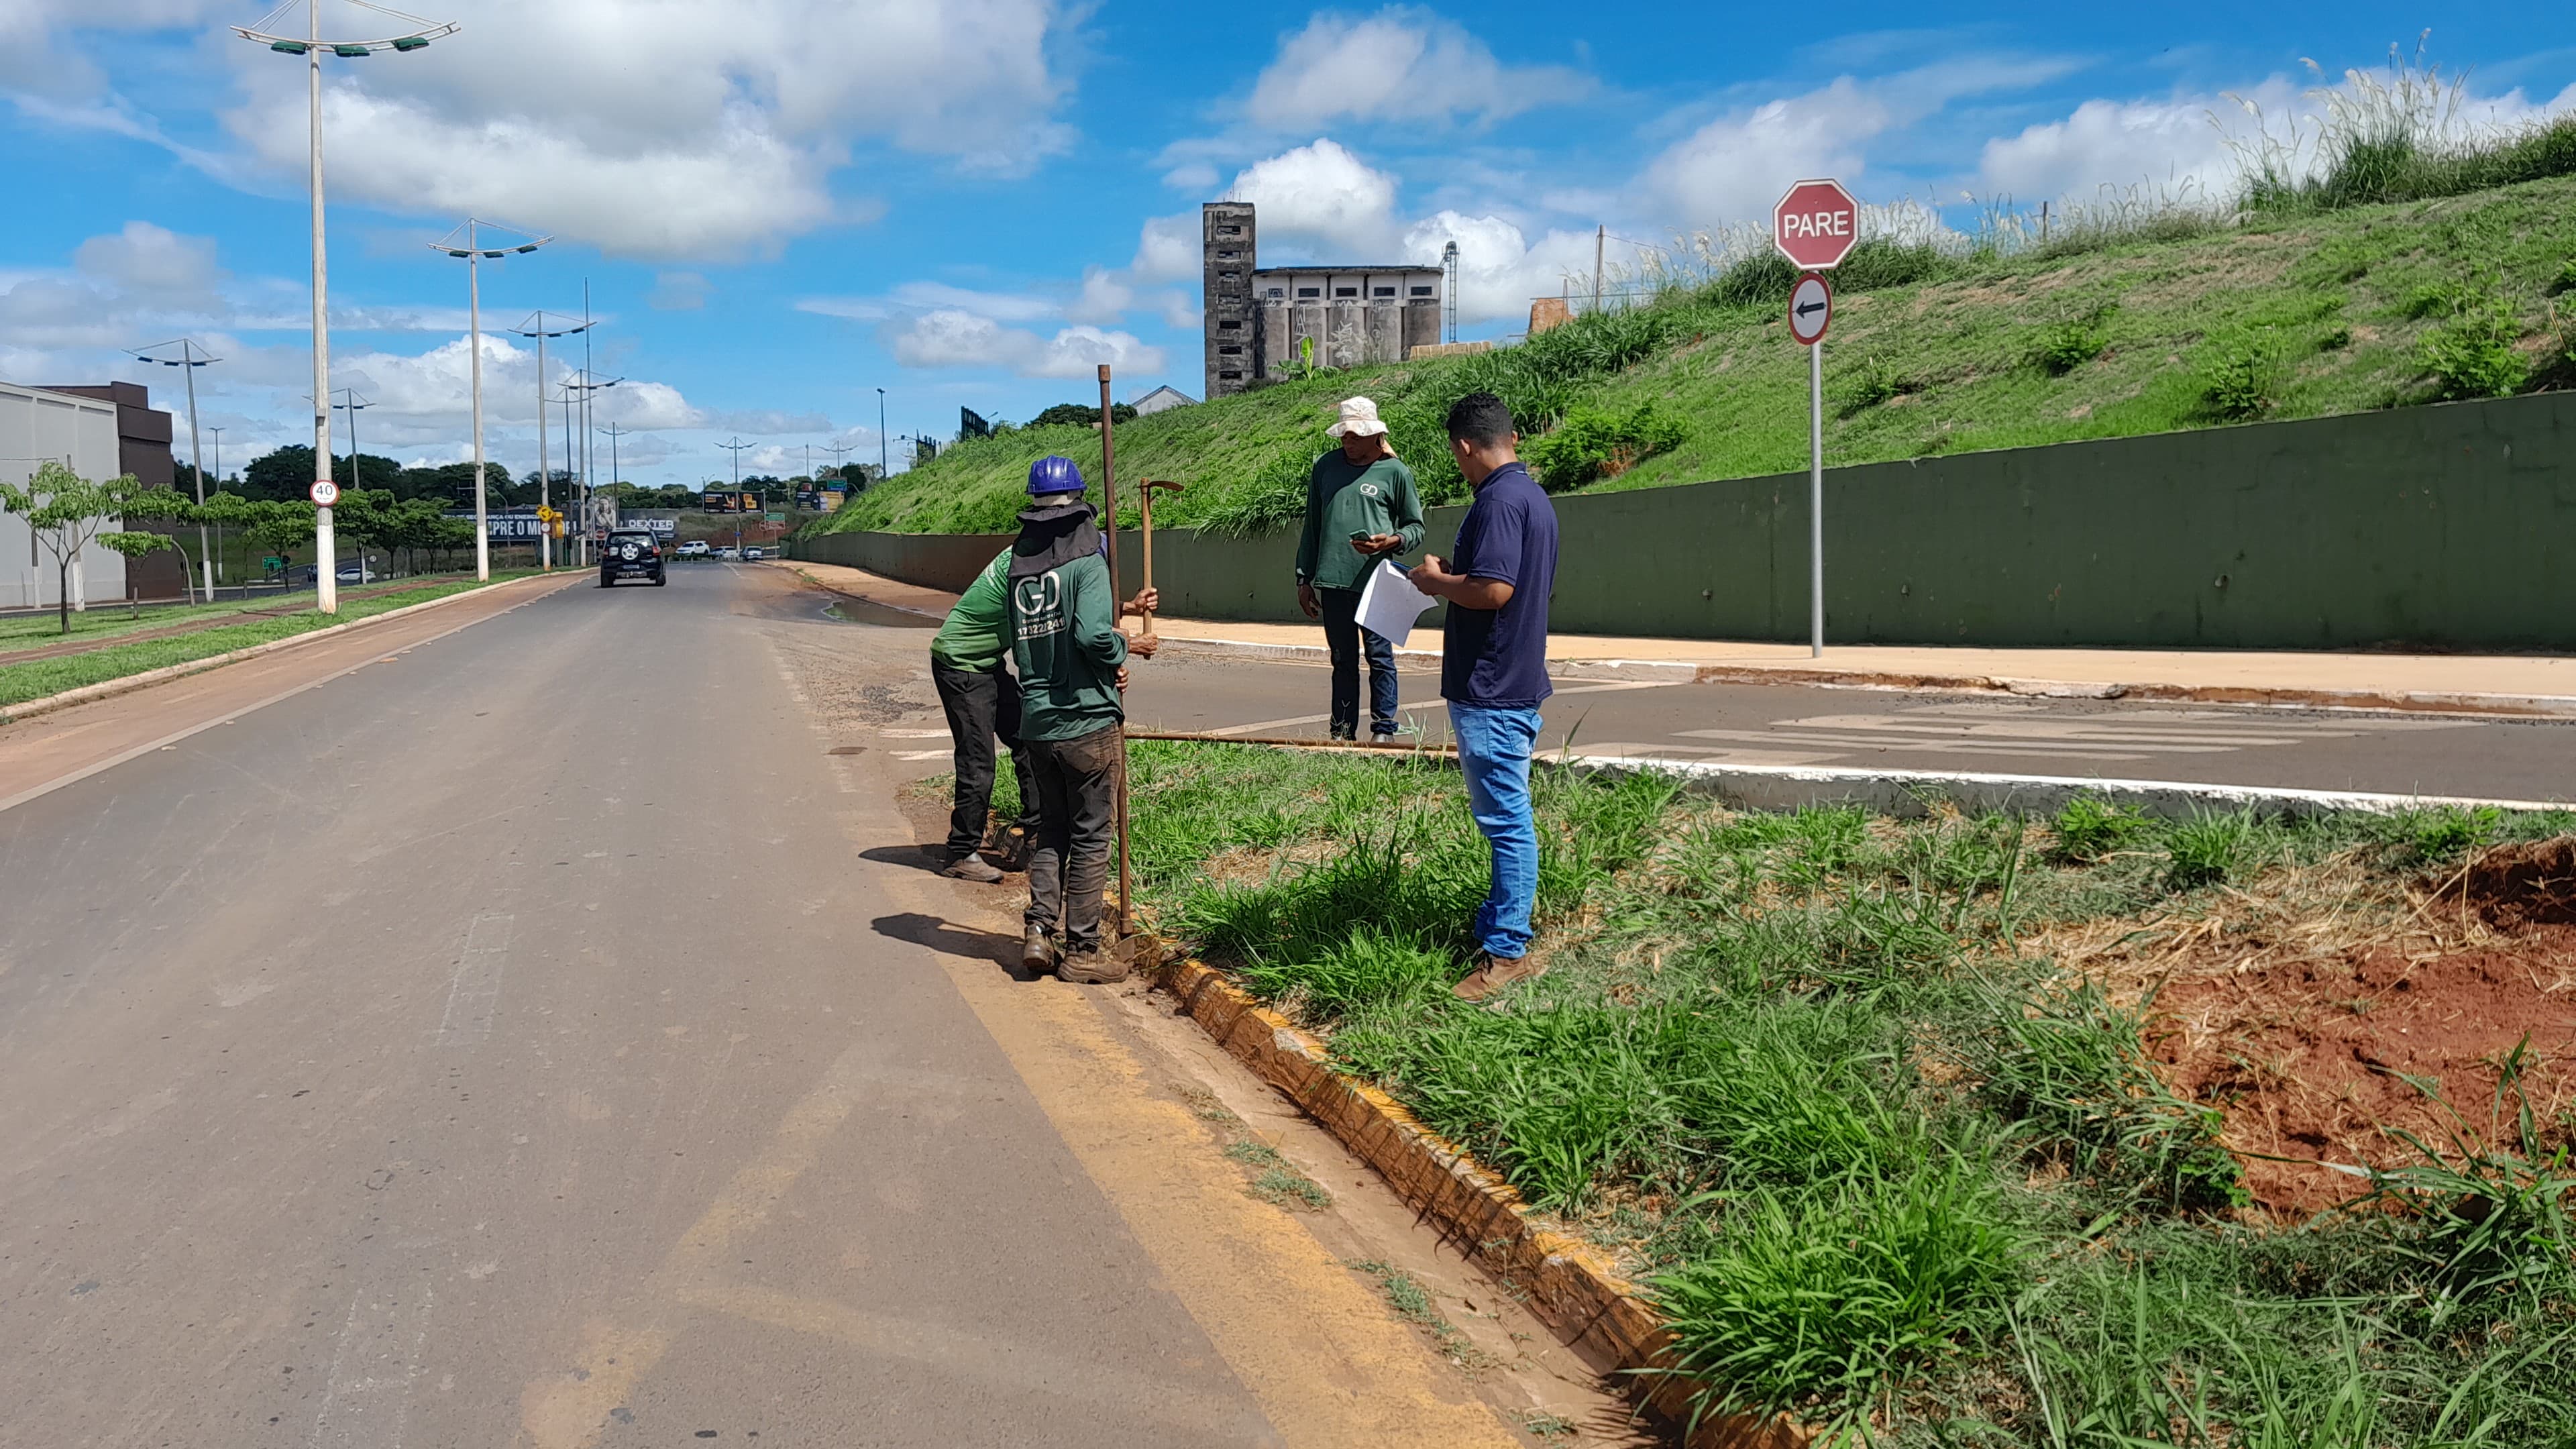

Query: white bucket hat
<box><xmin>1326</xmin><ymin>395</ymin><xmax>1389</xmax><ymax>438</ymax></box>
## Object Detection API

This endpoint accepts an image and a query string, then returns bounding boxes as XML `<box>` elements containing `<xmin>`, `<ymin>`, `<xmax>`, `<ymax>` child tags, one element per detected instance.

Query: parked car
<box><xmin>715</xmin><ymin>546</ymin><xmax>740</xmax><ymax>560</ymax></box>
<box><xmin>677</xmin><ymin>539</ymin><xmax>710</xmax><ymax>558</ymax></box>
<box><xmin>598</xmin><ymin>529</ymin><xmax>666</xmax><ymax>588</ymax></box>
<box><xmin>334</xmin><ymin>564</ymin><xmax>371</xmax><ymax>584</ymax></box>
<box><xmin>742</xmin><ymin>547</ymin><xmax>766</xmax><ymax>560</ymax></box>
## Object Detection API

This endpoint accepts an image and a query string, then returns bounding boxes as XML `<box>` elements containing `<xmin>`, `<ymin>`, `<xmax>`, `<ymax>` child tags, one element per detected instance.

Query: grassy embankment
<box><xmin>0</xmin><ymin>571</ymin><xmax>539</xmax><ymax>709</ymax></box>
<box><xmin>815</xmin><ymin>117</ymin><xmax>2576</xmax><ymax>545</ymax></box>
<box><xmin>1045</xmin><ymin>740</ymin><xmax>2576</xmax><ymax>1443</ymax></box>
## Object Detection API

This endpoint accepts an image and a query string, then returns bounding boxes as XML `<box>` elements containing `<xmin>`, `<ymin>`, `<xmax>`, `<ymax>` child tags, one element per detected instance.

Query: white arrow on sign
<box><xmin>1788</xmin><ymin>274</ymin><xmax>1833</xmax><ymax>345</ymax></box>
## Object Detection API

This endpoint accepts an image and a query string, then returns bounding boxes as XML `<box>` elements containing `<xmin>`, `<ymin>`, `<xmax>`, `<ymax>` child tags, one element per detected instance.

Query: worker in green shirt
<box><xmin>928</xmin><ymin>546</ymin><xmax>1038</xmax><ymax>882</ymax></box>
<box><xmin>1009</xmin><ymin>455</ymin><xmax>1157</xmax><ymax>983</ymax></box>
<box><xmin>1295</xmin><ymin>396</ymin><xmax>1425</xmax><ymax>740</ymax></box>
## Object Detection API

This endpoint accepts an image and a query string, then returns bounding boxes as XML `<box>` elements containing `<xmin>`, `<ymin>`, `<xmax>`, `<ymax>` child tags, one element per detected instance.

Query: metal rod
<box><xmin>1125</xmin><ymin>730</ymin><xmax>1456</xmax><ymax>755</ymax></box>
<box><xmin>1097</xmin><ymin>363</ymin><xmax>1128</xmax><ymax>939</ymax></box>
<box><xmin>308</xmin><ymin>0</ymin><xmax>336</xmax><ymax>614</ymax></box>
<box><xmin>1809</xmin><ymin>332</ymin><xmax>1823</xmax><ymax>659</ymax></box>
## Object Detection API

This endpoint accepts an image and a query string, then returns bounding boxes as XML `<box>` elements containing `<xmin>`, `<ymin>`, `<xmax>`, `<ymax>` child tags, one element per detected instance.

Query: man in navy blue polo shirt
<box><xmin>1406</xmin><ymin>392</ymin><xmax>1558</xmax><ymax>1001</ymax></box>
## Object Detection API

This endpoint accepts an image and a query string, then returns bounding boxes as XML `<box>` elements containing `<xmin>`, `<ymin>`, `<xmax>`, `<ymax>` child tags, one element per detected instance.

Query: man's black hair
<box><xmin>1444</xmin><ymin>392</ymin><xmax>1515</xmax><ymax>447</ymax></box>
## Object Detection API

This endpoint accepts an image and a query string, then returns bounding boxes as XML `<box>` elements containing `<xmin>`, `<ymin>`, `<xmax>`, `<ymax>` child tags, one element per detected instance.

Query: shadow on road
<box><xmin>871</xmin><ymin>911</ymin><xmax>1038</xmax><ymax>981</ymax></box>
<box><xmin>860</xmin><ymin>839</ymin><xmax>956</xmax><ymax>871</ymax></box>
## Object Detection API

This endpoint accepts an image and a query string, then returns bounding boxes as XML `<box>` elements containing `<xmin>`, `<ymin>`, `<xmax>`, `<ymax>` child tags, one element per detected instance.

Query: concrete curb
<box><xmin>0</xmin><ymin>572</ymin><xmax>578</xmax><ymax>729</ymax></box>
<box><xmin>1564</xmin><ymin>753</ymin><xmax>2571</xmax><ymax>818</ymax></box>
<box><xmin>1159</xmin><ymin>957</ymin><xmax>1805</xmax><ymax>1449</ymax></box>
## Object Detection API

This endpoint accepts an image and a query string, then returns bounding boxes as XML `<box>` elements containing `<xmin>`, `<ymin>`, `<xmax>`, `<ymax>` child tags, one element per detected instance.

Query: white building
<box><xmin>1</xmin><ymin>381</ymin><xmax>130</xmax><ymax>610</ymax></box>
<box><xmin>1131</xmin><ymin>385</ymin><xmax>1196</xmax><ymax>416</ymax></box>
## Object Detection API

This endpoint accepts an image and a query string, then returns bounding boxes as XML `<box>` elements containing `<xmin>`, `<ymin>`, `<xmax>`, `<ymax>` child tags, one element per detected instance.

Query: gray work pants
<box><xmin>1022</xmin><ymin>723</ymin><xmax>1122</xmax><ymax>951</ymax></box>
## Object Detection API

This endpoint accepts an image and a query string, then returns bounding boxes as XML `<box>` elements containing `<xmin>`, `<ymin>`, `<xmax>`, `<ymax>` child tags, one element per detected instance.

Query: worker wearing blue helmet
<box><xmin>1006</xmin><ymin>455</ymin><xmax>1157</xmax><ymax>981</ymax></box>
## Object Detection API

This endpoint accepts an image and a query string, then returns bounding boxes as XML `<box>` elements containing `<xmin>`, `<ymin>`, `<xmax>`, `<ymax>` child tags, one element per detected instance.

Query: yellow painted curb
<box><xmin>1159</xmin><ymin>956</ymin><xmax>1811</xmax><ymax>1449</ymax></box>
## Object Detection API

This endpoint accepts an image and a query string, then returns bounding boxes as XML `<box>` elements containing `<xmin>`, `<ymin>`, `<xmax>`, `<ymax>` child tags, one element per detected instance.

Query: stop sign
<box><xmin>1773</xmin><ymin>178</ymin><xmax>1860</xmax><ymax>270</ymax></box>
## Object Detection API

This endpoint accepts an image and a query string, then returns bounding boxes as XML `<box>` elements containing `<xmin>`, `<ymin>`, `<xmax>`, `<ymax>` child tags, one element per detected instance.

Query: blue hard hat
<box><xmin>1027</xmin><ymin>455</ymin><xmax>1085</xmax><ymax>496</ymax></box>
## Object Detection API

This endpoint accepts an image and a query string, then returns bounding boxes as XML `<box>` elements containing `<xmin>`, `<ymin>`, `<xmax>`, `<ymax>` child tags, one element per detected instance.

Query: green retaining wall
<box><xmin>792</xmin><ymin>390</ymin><xmax>2576</xmax><ymax>651</ymax></box>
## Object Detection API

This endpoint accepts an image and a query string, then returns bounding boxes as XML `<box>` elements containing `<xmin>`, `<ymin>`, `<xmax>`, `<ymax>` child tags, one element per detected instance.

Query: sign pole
<box><xmin>1809</xmin><ymin>333</ymin><xmax>1824</xmax><ymax>657</ymax></box>
<box><xmin>1097</xmin><ymin>364</ymin><xmax>1130</xmax><ymax>943</ymax></box>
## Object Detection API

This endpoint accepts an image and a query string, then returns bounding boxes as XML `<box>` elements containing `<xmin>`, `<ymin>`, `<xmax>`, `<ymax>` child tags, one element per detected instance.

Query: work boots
<box><xmin>1057</xmin><ymin>945</ymin><xmax>1130</xmax><ymax>985</ymax></box>
<box><xmin>1020</xmin><ymin>928</ymin><xmax>1059</xmax><ymax>976</ymax></box>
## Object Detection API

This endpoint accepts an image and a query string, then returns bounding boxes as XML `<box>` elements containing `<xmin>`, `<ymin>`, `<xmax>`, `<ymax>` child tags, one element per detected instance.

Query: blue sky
<box><xmin>5</xmin><ymin>1</ymin><xmax>2572</xmax><ymax>488</ymax></box>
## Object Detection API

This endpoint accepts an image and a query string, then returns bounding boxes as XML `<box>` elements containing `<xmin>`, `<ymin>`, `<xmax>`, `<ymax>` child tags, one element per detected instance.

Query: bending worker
<box><xmin>1294</xmin><ymin>396</ymin><xmax>1424</xmax><ymax>741</ymax></box>
<box><xmin>928</xmin><ymin>541</ymin><xmax>1039</xmax><ymax>883</ymax></box>
<box><xmin>1008</xmin><ymin>455</ymin><xmax>1157</xmax><ymax>983</ymax></box>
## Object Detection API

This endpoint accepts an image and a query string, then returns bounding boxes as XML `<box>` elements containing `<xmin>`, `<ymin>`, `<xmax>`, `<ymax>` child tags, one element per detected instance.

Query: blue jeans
<box><xmin>1318</xmin><ymin>586</ymin><xmax>1399</xmax><ymax>736</ymax></box>
<box><xmin>1449</xmin><ymin>702</ymin><xmax>1542</xmax><ymax>960</ymax></box>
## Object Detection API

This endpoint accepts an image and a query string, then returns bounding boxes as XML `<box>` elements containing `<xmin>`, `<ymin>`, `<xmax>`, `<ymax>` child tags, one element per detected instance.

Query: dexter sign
<box><xmin>1772</xmin><ymin>178</ymin><xmax>1860</xmax><ymax>271</ymax></box>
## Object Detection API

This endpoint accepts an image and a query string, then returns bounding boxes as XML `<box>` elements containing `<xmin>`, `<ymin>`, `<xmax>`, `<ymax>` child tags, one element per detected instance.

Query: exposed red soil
<box><xmin>2149</xmin><ymin>841</ymin><xmax>2576</xmax><ymax>1215</ymax></box>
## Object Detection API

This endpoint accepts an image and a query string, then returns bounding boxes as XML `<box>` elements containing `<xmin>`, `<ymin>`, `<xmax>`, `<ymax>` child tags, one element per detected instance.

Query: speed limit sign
<box><xmin>309</xmin><ymin>479</ymin><xmax>341</xmax><ymax>506</ymax></box>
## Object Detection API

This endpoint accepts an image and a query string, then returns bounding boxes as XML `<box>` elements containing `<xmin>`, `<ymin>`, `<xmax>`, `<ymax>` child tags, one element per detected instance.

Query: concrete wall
<box><xmin>793</xmin><ymin>390</ymin><xmax>2576</xmax><ymax>651</ymax></box>
<box><xmin>0</xmin><ymin>382</ymin><xmax>131</xmax><ymax>609</ymax></box>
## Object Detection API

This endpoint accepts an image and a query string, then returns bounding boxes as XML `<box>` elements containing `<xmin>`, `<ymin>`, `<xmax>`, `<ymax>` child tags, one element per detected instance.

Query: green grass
<box><xmin>815</xmin><ymin>170</ymin><xmax>2576</xmax><ymax>544</ymax></box>
<box><xmin>0</xmin><ymin>572</ymin><xmax>534</xmax><ymax>710</ymax></box>
<box><xmin>1104</xmin><ymin>741</ymin><xmax>2576</xmax><ymax>1440</ymax></box>
<box><xmin>1224</xmin><ymin>1139</ymin><xmax>1333</xmax><ymax>1211</ymax></box>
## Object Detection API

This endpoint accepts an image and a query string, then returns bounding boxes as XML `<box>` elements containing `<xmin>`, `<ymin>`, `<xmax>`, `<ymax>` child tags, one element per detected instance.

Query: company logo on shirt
<box><xmin>1360</xmin><ymin>484</ymin><xmax>1380</xmax><ymax>498</ymax></box>
<box><xmin>1013</xmin><ymin>571</ymin><xmax>1065</xmax><ymax>641</ymax></box>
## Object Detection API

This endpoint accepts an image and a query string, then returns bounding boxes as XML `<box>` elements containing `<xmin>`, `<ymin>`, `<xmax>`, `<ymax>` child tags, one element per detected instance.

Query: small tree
<box><xmin>238</xmin><ymin>498</ymin><xmax>319</xmax><ymax>587</ymax></box>
<box><xmin>0</xmin><ymin>461</ymin><xmax>174</xmax><ymax>633</ymax></box>
<box><xmin>97</xmin><ymin>529</ymin><xmax>177</xmax><ymax>616</ymax></box>
<box><xmin>125</xmin><ymin>487</ymin><xmax>211</xmax><ymax>600</ymax></box>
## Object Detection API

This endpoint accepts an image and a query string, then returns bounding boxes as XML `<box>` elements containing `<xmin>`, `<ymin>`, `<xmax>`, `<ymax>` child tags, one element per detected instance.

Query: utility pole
<box><xmin>718</xmin><ymin>437</ymin><xmax>753</xmax><ymax>556</ymax></box>
<box><xmin>210</xmin><ymin>426</ymin><xmax>225</xmax><ymax>587</ymax></box>
<box><xmin>1593</xmin><ymin>223</ymin><xmax>1605</xmax><ymax>316</ymax></box>
<box><xmin>133</xmin><ymin>339</ymin><xmax>219</xmax><ymax>600</ymax></box>
<box><xmin>875</xmin><ymin>388</ymin><xmax>888</xmax><ymax>478</ymax></box>
<box><xmin>328</xmin><ymin>389</ymin><xmax>371</xmax><ymax>581</ymax></box>
<box><xmin>823</xmin><ymin>441</ymin><xmax>855</xmax><ymax>496</ymax></box>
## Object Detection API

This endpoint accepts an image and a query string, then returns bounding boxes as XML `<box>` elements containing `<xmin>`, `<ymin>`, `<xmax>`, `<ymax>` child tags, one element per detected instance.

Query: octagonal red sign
<box><xmin>1773</xmin><ymin>178</ymin><xmax>1860</xmax><ymax>270</ymax></box>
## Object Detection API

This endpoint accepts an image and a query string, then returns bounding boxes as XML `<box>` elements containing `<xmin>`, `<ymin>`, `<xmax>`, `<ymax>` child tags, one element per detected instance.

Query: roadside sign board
<box><xmin>309</xmin><ymin>479</ymin><xmax>340</xmax><ymax>506</ymax></box>
<box><xmin>1773</xmin><ymin>178</ymin><xmax>1860</xmax><ymax>271</ymax></box>
<box><xmin>1788</xmin><ymin>274</ymin><xmax>1833</xmax><ymax>345</ymax></box>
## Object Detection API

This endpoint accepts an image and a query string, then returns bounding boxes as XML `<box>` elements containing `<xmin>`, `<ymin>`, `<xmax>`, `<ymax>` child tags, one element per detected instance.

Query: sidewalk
<box><xmin>773</xmin><ymin>559</ymin><xmax>2576</xmax><ymax>718</ymax></box>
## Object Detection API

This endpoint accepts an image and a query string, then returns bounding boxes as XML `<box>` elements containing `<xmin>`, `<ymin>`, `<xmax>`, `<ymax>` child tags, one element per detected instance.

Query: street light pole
<box><xmin>718</xmin><ymin>437</ymin><xmax>753</xmax><ymax>555</ymax></box>
<box><xmin>875</xmin><ymin>387</ymin><xmax>888</xmax><ymax>478</ymax></box>
<box><xmin>233</xmin><ymin>0</ymin><xmax>459</xmax><ymax>614</ymax></box>
<box><xmin>511</xmin><ymin>311</ymin><xmax>590</xmax><ymax>572</ymax></box>
<box><xmin>329</xmin><ymin>389</ymin><xmax>371</xmax><ymax>581</ymax></box>
<box><xmin>133</xmin><ymin>339</ymin><xmax>220</xmax><ymax>600</ymax></box>
<box><xmin>210</xmin><ymin>425</ymin><xmax>225</xmax><ymax>587</ymax></box>
<box><xmin>566</xmin><ymin>372</ymin><xmax>621</xmax><ymax>563</ymax></box>
<box><xmin>433</xmin><ymin>220</ymin><xmax>552</xmax><ymax>582</ymax></box>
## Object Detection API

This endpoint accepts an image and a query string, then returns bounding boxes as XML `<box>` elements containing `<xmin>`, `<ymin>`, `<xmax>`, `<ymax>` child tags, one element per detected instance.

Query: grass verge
<box><xmin>0</xmin><ymin>572</ymin><xmax>540</xmax><ymax>710</ymax></box>
<box><xmin>1095</xmin><ymin>739</ymin><xmax>2576</xmax><ymax>1443</ymax></box>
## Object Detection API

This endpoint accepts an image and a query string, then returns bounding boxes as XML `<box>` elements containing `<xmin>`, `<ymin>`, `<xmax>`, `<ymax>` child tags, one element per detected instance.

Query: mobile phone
<box><xmin>1349</xmin><ymin>530</ymin><xmax>1371</xmax><ymax>542</ymax></box>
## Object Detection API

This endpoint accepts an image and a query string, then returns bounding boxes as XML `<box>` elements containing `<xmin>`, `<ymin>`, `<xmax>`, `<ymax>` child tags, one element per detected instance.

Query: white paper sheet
<box><xmin>1354</xmin><ymin>557</ymin><xmax>1438</xmax><ymax>649</ymax></box>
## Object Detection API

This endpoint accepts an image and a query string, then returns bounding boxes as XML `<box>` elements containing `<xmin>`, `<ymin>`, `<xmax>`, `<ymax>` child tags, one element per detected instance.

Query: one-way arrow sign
<box><xmin>1788</xmin><ymin>274</ymin><xmax>1833</xmax><ymax>345</ymax></box>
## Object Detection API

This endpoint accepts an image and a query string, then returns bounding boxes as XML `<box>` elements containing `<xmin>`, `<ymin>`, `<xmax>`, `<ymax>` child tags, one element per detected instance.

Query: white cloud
<box><xmin>1063</xmin><ymin>266</ymin><xmax>1134</xmax><ymax>325</ymax></box>
<box><xmin>17</xmin><ymin>0</ymin><xmax>1083</xmax><ymax>261</ymax></box>
<box><xmin>887</xmin><ymin>310</ymin><xmax>1165</xmax><ymax>379</ymax></box>
<box><xmin>1642</xmin><ymin>78</ymin><xmax>1897</xmax><ymax>228</ymax></box>
<box><xmin>1222</xmin><ymin>138</ymin><xmax>1403</xmax><ymax>258</ymax></box>
<box><xmin>1130</xmin><ymin>213</ymin><xmax>1202</xmax><ymax>282</ymax></box>
<box><xmin>1162</xmin><ymin>162</ymin><xmax>1220</xmax><ymax>192</ymax></box>
<box><xmin>1246</xmin><ymin>7</ymin><xmax>1591</xmax><ymax>131</ymax></box>
<box><xmin>74</xmin><ymin>221</ymin><xmax>221</xmax><ymax>299</ymax></box>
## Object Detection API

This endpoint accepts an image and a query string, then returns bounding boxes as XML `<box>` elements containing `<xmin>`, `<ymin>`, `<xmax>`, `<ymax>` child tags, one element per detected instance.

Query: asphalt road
<box><xmin>1116</xmin><ymin>650</ymin><xmax>2575</xmax><ymax>805</ymax></box>
<box><xmin>0</xmin><ymin>566</ymin><xmax>1531</xmax><ymax>1448</ymax></box>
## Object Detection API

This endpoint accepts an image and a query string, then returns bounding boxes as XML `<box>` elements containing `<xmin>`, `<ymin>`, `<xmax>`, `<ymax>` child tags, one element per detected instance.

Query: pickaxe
<box><xmin>1137</xmin><ymin>479</ymin><xmax>1185</xmax><ymax>642</ymax></box>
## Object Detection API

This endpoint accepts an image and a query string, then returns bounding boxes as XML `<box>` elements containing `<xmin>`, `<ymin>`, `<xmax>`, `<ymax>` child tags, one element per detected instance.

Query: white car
<box><xmin>677</xmin><ymin>540</ymin><xmax>710</xmax><ymax>558</ymax></box>
<box><xmin>742</xmin><ymin>547</ymin><xmax>766</xmax><ymax>560</ymax></box>
<box><xmin>715</xmin><ymin>547</ymin><xmax>740</xmax><ymax>560</ymax></box>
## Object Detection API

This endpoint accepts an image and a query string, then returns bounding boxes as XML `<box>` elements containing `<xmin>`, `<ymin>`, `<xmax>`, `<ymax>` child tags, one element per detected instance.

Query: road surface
<box><xmin>1117</xmin><ymin>648</ymin><xmax>2573</xmax><ymax>806</ymax></box>
<box><xmin>0</xmin><ymin>566</ymin><xmax>1591</xmax><ymax>1448</ymax></box>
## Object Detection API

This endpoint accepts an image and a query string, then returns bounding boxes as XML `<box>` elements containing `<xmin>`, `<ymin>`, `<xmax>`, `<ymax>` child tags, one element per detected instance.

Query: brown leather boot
<box><xmin>1451</xmin><ymin>953</ymin><xmax>1544</xmax><ymax>1002</ymax></box>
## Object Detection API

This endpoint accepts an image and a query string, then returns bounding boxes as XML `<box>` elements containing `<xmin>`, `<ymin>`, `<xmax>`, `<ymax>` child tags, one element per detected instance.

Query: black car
<box><xmin>599</xmin><ymin>529</ymin><xmax>666</xmax><ymax>587</ymax></box>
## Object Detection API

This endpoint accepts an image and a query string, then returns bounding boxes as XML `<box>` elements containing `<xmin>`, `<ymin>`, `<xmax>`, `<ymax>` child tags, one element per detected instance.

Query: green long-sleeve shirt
<box><xmin>1293</xmin><ymin>452</ymin><xmax>1424</xmax><ymax>592</ymax></box>
<box><xmin>928</xmin><ymin>548</ymin><xmax>1012</xmax><ymax>672</ymax></box>
<box><xmin>1010</xmin><ymin>549</ymin><xmax>1129</xmax><ymax>741</ymax></box>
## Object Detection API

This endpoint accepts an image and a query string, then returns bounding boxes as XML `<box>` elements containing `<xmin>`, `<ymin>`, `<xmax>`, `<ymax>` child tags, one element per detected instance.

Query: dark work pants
<box><xmin>1023</xmin><ymin>723</ymin><xmax>1123</xmax><ymax>951</ymax></box>
<box><xmin>932</xmin><ymin>661</ymin><xmax>1036</xmax><ymax>859</ymax></box>
<box><xmin>1318</xmin><ymin>585</ymin><xmax>1399</xmax><ymax>737</ymax></box>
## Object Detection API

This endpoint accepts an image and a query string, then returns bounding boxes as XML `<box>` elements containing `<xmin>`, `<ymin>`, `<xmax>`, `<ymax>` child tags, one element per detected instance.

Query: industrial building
<box><xmin>1201</xmin><ymin>202</ymin><xmax>1444</xmax><ymax>399</ymax></box>
<box><xmin>0</xmin><ymin>380</ymin><xmax>142</xmax><ymax>610</ymax></box>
